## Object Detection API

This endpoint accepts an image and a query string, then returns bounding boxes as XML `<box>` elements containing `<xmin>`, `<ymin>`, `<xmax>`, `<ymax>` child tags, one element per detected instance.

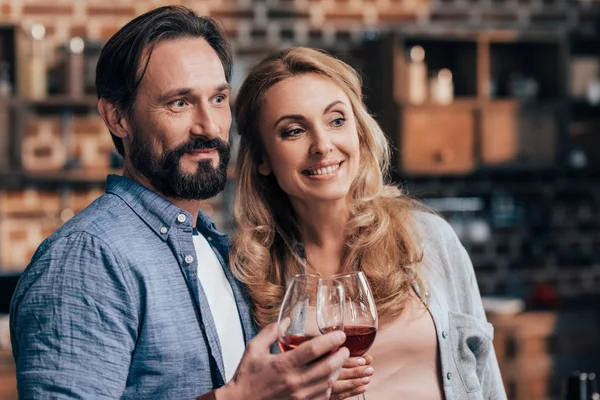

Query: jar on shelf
<box><xmin>21</xmin><ymin>23</ymin><xmax>48</xmax><ymax>99</ymax></box>
<box><xmin>0</xmin><ymin>61</ymin><xmax>12</xmax><ymax>98</ymax></box>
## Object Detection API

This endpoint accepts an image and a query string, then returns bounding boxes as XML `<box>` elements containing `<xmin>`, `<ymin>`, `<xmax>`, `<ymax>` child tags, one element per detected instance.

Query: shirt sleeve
<box><xmin>10</xmin><ymin>231</ymin><xmax>138</xmax><ymax>399</ymax></box>
<box><xmin>456</xmin><ymin>243</ymin><xmax>508</xmax><ymax>400</ymax></box>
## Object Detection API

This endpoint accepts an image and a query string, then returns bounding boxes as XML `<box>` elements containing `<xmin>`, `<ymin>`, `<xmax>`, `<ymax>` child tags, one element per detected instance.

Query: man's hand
<box><xmin>216</xmin><ymin>323</ymin><xmax>349</xmax><ymax>400</ymax></box>
<box><xmin>330</xmin><ymin>355</ymin><xmax>374</xmax><ymax>399</ymax></box>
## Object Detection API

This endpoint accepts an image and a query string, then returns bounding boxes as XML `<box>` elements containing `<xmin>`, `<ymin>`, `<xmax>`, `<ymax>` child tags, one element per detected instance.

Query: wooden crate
<box><xmin>22</xmin><ymin>117</ymin><xmax>67</xmax><ymax>172</ymax></box>
<box><xmin>0</xmin><ymin>190</ymin><xmax>63</xmax><ymax>217</ymax></box>
<box><xmin>0</xmin><ymin>349</ymin><xmax>17</xmax><ymax>400</ymax></box>
<box><xmin>0</xmin><ymin>217</ymin><xmax>63</xmax><ymax>271</ymax></box>
<box><xmin>71</xmin><ymin>115</ymin><xmax>113</xmax><ymax>170</ymax></box>
<box><xmin>481</xmin><ymin>101</ymin><xmax>519</xmax><ymax>165</ymax></box>
<box><xmin>0</xmin><ymin>314</ymin><xmax>15</xmax><ymax>400</ymax></box>
<box><xmin>400</xmin><ymin>103</ymin><xmax>476</xmax><ymax>175</ymax></box>
<box><xmin>489</xmin><ymin>311</ymin><xmax>600</xmax><ymax>400</ymax></box>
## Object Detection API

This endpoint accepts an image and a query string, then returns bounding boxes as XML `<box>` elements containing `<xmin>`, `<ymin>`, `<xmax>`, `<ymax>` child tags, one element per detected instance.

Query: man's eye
<box><xmin>214</xmin><ymin>95</ymin><xmax>226</xmax><ymax>104</ymax></box>
<box><xmin>171</xmin><ymin>99</ymin><xmax>187</xmax><ymax>108</ymax></box>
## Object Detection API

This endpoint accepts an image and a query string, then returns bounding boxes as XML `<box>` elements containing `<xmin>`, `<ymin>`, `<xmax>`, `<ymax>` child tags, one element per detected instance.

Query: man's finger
<box><xmin>286</xmin><ymin>331</ymin><xmax>346</xmax><ymax>366</ymax></box>
<box><xmin>249</xmin><ymin>322</ymin><xmax>278</xmax><ymax>351</ymax></box>
<box><xmin>294</xmin><ymin>361</ymin><xmax>343</xmax><ymax>400</ymax></box>
<box><xmin>302</xmin><ymin>346</ymin><xmax>350</xmax><ymax>385</ymax></box>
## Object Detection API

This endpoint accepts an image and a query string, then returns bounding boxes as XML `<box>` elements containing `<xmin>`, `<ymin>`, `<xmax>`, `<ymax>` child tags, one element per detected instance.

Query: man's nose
<box><xmin>191</xmin><ymin>103</ymin><xmax>220</xmax><ymax>138</ymax></box>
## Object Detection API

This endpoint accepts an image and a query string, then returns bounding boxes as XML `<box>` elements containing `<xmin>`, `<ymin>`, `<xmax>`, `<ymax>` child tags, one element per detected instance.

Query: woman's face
<box><xmin>257</xmin><ymin>73</ymin><xmax>361</xmax><ymax>205</ymax></box>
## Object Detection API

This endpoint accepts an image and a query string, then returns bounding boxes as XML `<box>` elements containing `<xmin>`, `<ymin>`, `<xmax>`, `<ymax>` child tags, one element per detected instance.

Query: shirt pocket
<box><xmin>448</xmin><ymin>311</ymin><xmax>494</xmax><ymax>394</ymax></box>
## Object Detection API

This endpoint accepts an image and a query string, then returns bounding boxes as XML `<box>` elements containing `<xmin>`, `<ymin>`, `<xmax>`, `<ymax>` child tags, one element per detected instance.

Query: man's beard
<box><xmin>129</xmin><ymin>126</ymin><xmax>231</xmax><ymax>200</ymax></box>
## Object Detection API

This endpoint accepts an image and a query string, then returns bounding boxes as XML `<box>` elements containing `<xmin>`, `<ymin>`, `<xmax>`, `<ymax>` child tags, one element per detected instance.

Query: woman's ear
<box><xmin>257</xmin><ymin>157</ymin><xmax>272</xmax><ymax>176</ymax></box>
<box><xmin>98</xmin><ymin>98</ymin><xmax>132</xmax><ymax>141</ymax></box>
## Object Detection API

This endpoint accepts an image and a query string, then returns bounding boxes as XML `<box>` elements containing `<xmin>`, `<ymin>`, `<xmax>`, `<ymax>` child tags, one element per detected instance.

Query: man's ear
<box><xmin>98</xmin><ymin>98</ymin><xmax>132</xmax><ymax>141</ymax></box>
<box><xmin>257</xmin><ymin>156</ymin><xmax>272</xmax><ymax>176</ymax></box>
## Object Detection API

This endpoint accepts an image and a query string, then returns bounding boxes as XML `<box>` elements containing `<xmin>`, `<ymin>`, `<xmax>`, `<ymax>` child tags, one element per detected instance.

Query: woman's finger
<box><xmin>331</xmin><ymin>376</ymin><xmax>371</xmax><ymax>394</ymax></box>
<box><xmin>331</xmin><ymin>383</ymin><xmax>368</xmax><ymax>399</ymax></box>
<box><xmin>339</xmin><ymin>365</ymin><xmax>374</xmax><ymax>381</ymax></box>
<box><xmin>342</xmin><ymin>356</ymin><xmax>366</xmax><ymax>368</ymax></box>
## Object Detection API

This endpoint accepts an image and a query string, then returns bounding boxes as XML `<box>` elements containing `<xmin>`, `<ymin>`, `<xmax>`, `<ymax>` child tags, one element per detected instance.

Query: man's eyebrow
<box><xmin>157</xmin><ymin>88</ymin><xmax>192</xmax><ymax>103</ymax></box>
<box><xmin>216</xmin><ymin>83</ymin><xmax>231</xmax><ymax>92</ymax></box>
<box><xmin>157</xmin><ymin>84</ymin><xmax>231</xmax><ymax>102</ymax></box>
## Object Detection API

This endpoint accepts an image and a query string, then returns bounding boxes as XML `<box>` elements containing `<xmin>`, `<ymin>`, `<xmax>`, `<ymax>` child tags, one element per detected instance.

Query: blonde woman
<box><xmin>231</xmin><ymin>47</ymin><xmax>506</xmax><ymax>400</ymax></box>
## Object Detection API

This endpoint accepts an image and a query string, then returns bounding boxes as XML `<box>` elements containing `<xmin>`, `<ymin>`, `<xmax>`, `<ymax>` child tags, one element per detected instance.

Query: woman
<box><xmin>231</xmin><ymin>47</ymin><xmax>506</xmax><ymax>400</ymax></box>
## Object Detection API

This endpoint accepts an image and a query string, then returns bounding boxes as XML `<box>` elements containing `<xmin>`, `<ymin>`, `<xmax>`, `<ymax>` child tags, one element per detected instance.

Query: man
<box><xmin>10</xmin><ymin>6</ymin><xmax>351</xmax><ymax>399</ymax></box>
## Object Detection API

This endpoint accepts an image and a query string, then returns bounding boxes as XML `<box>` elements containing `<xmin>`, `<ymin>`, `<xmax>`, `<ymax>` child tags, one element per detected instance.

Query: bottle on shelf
<box><xmin>22</xmin><ymin>23</ymin><xmax>48</xmax><ymax>99</ymax></box>
<box><xmin>430</xmin><ymin>68</ymin><xmax>454</xmax><ymax>105</ymax></box>
<box><xmin>66</xmin><ymin>37</ymin><xmax>85</xmax><ymax>97</ymax></box>
<box><xmin>0</xmin><ymin>61</ymin><xmax>12</xmax><ymax>98</ymax></box>
<box><xmin>407</xmin><ymin>45</ymin><xmax>427</xmax><ymax>105</ymax></box>
<box><xmin>564</xmin><ymin>371</ymin><xmax>599</xmax><ymax>400</ymax></box>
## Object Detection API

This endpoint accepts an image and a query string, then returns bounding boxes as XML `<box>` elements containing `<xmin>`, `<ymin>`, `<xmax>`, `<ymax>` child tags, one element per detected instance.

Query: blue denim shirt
<box><xmin>10</xmin><ymin>175</ymin><xmax>257</xmax><ymax>399</ymax></box>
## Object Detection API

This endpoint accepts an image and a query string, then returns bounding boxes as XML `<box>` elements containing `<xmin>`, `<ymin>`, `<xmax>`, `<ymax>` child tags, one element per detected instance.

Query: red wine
<box><xmin>279</xmin><ymin>334</ymin><xmax>314</xmax><ymax>352</ymax></box>
<box><xmin>279</xmin><ymin>335</ymin><xmax>337</xmax><ymax>362</ymax></box>
<box><xmin>342</xmin><ymin>326</ymin><xmax>377</xmax><ymax>356</ymax></box>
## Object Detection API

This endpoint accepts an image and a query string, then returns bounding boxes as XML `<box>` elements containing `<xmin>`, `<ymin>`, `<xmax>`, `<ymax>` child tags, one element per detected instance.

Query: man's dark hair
<box><xmin>96</xmin><ymin>5</ymin><xmax>232</xmax><ymax>157</ymax></box>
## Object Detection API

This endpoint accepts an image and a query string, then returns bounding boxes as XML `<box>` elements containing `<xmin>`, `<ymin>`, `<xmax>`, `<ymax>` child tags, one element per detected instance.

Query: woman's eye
<box><xmin>282</xmin><ymin>128</ymin><xmax>304</xmax><ymax>138</ymax></box>
<box><xmin>331</xmin><ymin>118</ymin><xmax>346</xmax><ymax>127</ymax></box>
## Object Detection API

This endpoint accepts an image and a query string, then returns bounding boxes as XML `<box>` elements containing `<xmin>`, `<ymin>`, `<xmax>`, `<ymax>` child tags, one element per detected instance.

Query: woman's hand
<box><xmin>330</xmin><ymin>355</ymin><xmax>374</xmax><ymax>399</ymax></box>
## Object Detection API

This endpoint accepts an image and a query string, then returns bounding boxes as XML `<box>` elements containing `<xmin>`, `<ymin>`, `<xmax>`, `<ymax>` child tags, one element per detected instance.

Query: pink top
<box><xmin>366</xmin><ymin>294</ymin><xmax>444</xmax><ymax>399</ymax></box>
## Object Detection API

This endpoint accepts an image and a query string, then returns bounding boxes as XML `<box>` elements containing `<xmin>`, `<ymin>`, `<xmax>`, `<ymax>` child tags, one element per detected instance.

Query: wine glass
<box><xmin>331</xmin><ymin>271</ymin><xmax>378</xmax><ymax>400</ymax></box>
<box><xmin>278</xmin><ymin>274</ymin><xmax>345</xmax><ymax>357</ymax></box>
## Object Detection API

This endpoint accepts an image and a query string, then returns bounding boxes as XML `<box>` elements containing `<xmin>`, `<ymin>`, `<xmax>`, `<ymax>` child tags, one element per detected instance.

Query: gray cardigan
<box><xmin>413</xmin><ymin>211</ymin><xmax>507</xmax><ymax>400</ymax></box>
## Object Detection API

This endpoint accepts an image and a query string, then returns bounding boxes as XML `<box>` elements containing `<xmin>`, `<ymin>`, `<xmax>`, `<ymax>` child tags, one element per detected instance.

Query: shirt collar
<box><xmin>105</xmin><ymin>174</ymin><xmax>222</xmax><ymax>241</ymax></box>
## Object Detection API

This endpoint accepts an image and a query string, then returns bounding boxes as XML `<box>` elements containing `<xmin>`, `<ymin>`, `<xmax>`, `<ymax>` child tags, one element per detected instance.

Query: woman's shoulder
<box><xmin>411</xmin><ymin>210</ymin><xmax>460</xmax><ymax>249</ymax></box>
<box><xmin>409</xmin><ymin>210</ymin><xmax>473</xmax><ymax>280</ymax></box>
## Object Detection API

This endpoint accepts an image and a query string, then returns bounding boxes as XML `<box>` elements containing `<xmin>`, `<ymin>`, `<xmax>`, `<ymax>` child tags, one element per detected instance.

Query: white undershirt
<box><xmin>193</xmin><ymin>231</ymin><xmax>245</xmax><ymax>382</ymax></box>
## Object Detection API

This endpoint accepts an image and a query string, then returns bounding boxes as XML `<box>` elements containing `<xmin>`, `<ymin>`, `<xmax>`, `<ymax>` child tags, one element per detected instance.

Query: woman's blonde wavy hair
<box><xmin>231</xmin><ymin>47</ymin><xmax>425</xmax><ymax>329</ymax></box>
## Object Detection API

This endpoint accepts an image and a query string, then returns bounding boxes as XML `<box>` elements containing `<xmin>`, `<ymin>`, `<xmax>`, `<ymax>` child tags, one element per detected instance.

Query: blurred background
<box><xmin>0</xmin><ymin>0</ymin><xmax>600</xmax><ymax>398</ymax></box>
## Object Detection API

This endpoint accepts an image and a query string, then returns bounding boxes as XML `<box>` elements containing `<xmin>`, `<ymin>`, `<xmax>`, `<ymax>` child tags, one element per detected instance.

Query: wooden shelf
<box><xmin>0</xmin><ymin>96</ymin><xmax>99</xmax><ymax>111</ymax></box>
<box><xmin>570</xmin><ymin>99</ymin><xmax>600</xmax><ymax>109</ymax></box>
<box><xmin>400</xmin><ymin>98</ymin><xmax>480</xmax><ymax>109</ymax></box>
<box><xmin>20</xmin><ymin>95</ymin><xmax>99</xmax><ymax>108</ymax></box>
<box><xmin>22</xmin><ymin>169</ymin><xmax>121</xmax><ymax>184</ymax></box>
<box><xmin>0</xmin><ymin>166</ymin><xmax>237</xmax><ymax>189</ymax></box>
<box><xmin>0</xmin><ymin>169</ymin><xmax>122</xmax><ymax>189</ymax></box>
<box><xmin>0</xmin><ymin>171</ymin><xmax>22</xmax><ymax>188</ymax></box>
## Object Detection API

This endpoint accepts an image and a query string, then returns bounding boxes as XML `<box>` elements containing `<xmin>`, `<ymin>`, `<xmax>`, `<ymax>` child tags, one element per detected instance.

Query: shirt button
<box><xmin>177</xmin><ymin>214</ymin><xmax>187</xmax><ymax>223</ymax></box>
<box><xmin>184</xmin><ymin>255</ymin><xmax>194</xmax><ymax>264</ymax></box>
<box><xmin>207</xmin><ymin>237</ymin><xmax>212</xmax><ymax>241</ymax></box>
<box><xmin>446</xmin><ymin>372</ymin><xmax>452</xmax><ymax>381</ymax></box>
<box><xmin>442</xmin><ymin>330</ymin><xmax>448</xmax><ymax>339</ymax></box>
<box><xmin>160</xmin><ymin>227</ymin><xmax>168</xmax><ymax>234</ymax></box>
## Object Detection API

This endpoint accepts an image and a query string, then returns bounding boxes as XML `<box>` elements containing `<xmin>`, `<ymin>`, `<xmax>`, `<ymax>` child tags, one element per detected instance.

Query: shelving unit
<box><xmin>0</xmin><ymin>25</ymin><xmax>123</xmax><ymax>276</ymax></box>
<box><xmin>360</xmin><ymin>30</ymin><xmax>570</xmax><ymax>176</ymax></box>
<box><xmin>567</xmin><ymin>34</ymin><xmax>600</xmax><ymax>170</ymax></box>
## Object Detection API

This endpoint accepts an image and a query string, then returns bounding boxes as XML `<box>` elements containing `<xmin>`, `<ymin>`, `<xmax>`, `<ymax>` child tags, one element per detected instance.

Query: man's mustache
<box><xmin>186</xmin><ymin>137</ymin><xmax>228</xmax><ymax>152</ymax></box>
<box><xmin>162</xmin><ymin>137</ymin><xmax>229</xmax><ymax>158</ymax></box>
